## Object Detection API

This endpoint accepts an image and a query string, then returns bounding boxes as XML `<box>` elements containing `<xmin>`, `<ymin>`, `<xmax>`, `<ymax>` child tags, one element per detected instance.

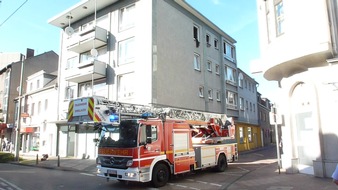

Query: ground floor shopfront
<box><xmin>236</xmin><ymin>123</ymin><xmax>264</xmax><ymax>152</ymax></box>
<box><xmin>277</xmin><ymin>64</ymin><xmax>338</xmax><ymax>178</ymax></box>
<box><xmin>57</xmin><ymin>123</ymin><xmax>98</xmax><ymax>159</ymax></box>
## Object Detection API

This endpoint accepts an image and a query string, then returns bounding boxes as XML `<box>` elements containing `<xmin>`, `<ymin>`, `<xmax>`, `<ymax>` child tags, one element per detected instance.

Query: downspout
<box><xmin>327</xmin><ymin>0</ymin><xmax>338</xmax><ymax>57</ymax></box>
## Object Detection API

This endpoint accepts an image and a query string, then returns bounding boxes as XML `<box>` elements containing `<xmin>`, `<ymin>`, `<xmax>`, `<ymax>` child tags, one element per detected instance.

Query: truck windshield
<box><xmin>98</xmin><ymin>120</ymin><xmax>138</xmax><ymax>148</ymax></box>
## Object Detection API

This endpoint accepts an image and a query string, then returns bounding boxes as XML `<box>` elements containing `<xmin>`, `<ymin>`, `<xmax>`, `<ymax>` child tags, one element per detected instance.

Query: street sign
<box><xmin>21</xmin><ymin>112</ymin><xmax>29</xmax><ymax>118</ymax></box>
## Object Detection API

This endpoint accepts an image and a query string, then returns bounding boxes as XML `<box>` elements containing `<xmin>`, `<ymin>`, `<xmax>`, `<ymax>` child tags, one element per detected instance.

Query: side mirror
<box><xmin>93</xmin><ymin>138</ymin><xmax>99</xmax><ymax>143</ymax></box>
<box><xmin>146</xmin><ymin>137</ymin><xmax>152</xmax><ymax>144</ymax></box>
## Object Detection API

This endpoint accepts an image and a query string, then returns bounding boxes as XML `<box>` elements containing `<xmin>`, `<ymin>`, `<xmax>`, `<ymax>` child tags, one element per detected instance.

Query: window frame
<box><xmin>208</xmin><ymin>89</ymin><xmax>213</xmax><ymax>100</ymax></box>
<box><xmin>275</xmin><ymin>1</ymin><xmax>284</xmax><ymax>36</ymax></box>
<box><xmin>198</xmin><ymin>86</ymin><xmax>204</xmax><ymax>98</ymax></box>
<box><xmin>216</xmin><ymin>90</ymin><xmax>221</xmax><ymax>102</ymax></box>
<box><xmin>193</xmin><ymin>25</ymin><xmax>200</xmax><ymax>47</ymax></box>
<box><xmin>119</xmin><ymin>4</ymin><xmax>136</xmax><ymax>32</ymax></box>
<box><xmin>194</xmin><ymin>53</ymin><xmax>201</xmax><ymax>71</ymax></box>
<box><xmin>118</xmin><ymin>37</ymin><xmax>135</xmax><ymax>65</ymax></box>
<box><xmin>207</xmin><ymin>60</ymin><xmax>212</xmax><ymax>72</ymax></box>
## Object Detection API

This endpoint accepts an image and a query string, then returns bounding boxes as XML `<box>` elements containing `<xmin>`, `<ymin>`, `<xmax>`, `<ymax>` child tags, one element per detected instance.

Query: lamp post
<box><xmin>15</xmin><ymin>55</ymin><xmax>25</xmax><ymax>161</ymax></box>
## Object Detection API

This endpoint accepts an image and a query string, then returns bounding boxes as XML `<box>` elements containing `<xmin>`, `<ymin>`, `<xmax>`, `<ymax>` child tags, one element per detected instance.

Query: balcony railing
<box><xmin>65</xmin><ymin>60</ymin><xmax>106</xmax><ymax>83</ymax></box>
<box><xmin>67</xmin><ymin>26</ymin><xmax>107</xmax><ymax>53</ymax></box>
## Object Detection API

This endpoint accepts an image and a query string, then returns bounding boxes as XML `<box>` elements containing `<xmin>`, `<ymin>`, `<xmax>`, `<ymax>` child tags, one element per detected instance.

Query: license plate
<box><xmin>107</xmin><ymin>170</ymin><xmax>117</xmax><ymax>175</ymax></box>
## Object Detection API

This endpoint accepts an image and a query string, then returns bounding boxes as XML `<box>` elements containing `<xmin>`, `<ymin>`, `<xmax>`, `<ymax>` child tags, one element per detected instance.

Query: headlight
<box><xmin>125</xmin><ymin>172</ymin><xmax>136</xmax><ymax>178</ymax></box>
<box><xmin>126</xmin><ymin>159</ymin><xmax>133</xmax><ymax>167</ymax></box>
<box><xmin>96</xmin><ymin>157</ymin><xmax>101</xmax><ymax>164</ymax></box>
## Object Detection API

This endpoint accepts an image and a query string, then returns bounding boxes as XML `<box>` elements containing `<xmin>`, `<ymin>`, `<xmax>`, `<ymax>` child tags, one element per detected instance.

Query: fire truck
<box><xmin>67</xmin><ymin>96</ymin><xmax>238</xmax><ymax>187</ymax></box>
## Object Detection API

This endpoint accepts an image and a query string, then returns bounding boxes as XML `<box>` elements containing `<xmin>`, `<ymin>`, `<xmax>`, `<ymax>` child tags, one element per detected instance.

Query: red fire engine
<box><xmin>67</xmin><ymin>96</ymin><xmax>238</xmax><ymax>187</ymax></box>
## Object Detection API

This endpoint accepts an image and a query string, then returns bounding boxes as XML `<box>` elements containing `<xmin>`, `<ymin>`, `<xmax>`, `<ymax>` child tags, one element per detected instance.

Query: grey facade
<box><xmin>49</xmin><ymin>0</ymin><xmax>242</xmax><ymax>158</ymax></box>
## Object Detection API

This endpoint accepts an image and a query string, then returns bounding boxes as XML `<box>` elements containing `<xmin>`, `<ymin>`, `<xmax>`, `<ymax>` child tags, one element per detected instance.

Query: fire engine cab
<box><xmin>67</xmin><ymin>96</ymin><xmax>238</xmax><ymax>187</ymax></box>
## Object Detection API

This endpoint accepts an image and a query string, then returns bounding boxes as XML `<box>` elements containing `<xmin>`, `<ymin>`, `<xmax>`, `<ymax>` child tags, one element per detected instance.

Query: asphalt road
<box><xmin>0</xmin><ymin>146</ymin><xmax>319</xmax><ymax>190</ymax></box>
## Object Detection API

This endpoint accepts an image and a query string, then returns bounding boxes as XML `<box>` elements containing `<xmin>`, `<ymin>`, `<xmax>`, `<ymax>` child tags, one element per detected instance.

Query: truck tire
<box><xmin>152</xmin><ymin>163</ymin><xmax>169</xmax><ymax>187</ymax></box>
<box><xmin>215</xmin><ymin>154</ymin><xmax>227</xmax><ymax>172</ymax></box>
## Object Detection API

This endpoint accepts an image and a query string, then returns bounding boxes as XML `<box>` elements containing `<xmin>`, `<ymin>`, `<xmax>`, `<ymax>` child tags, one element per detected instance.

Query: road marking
<box><xmin>0</xmin><ymin>177</ymin><xmax>23</xmax><ymax>190</ymax></box>
<box><xmin>80</xmin><ymin>173</ymin><xmax>95</xmax><ymax>176</ymax></box>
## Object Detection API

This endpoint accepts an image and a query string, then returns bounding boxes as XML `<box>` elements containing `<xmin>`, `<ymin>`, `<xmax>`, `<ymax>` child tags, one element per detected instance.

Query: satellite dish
<box><xmin>91</xmin><ymin>48</ymin><xmax>98</xmax><ymax>57</ymax></box>
<box><xmin>65</xmin><ymin>26</ymin><xmax>74</xmax><ymax>36</ymax></box>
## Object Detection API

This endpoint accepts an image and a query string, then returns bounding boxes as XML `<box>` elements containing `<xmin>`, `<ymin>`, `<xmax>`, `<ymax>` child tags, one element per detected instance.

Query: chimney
<box><xmin>26</xmin><ymin>48</ymin><xmax>34</xmax><ymax>58</ymax></box>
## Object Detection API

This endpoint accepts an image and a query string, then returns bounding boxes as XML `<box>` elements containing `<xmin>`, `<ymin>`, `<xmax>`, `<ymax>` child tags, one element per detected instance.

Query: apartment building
<box><xmin>0</xmin><ymin>50</ymin><xmax>58</xmax><ymax>151</ymax></box>
<box><xmin>236</xmin><ymin>68</ymin><xmax>260</xmax><ymax>151</ymax></box>
<box><xmin>254</xmin><ymin>0</ymin><xmax>338</xmax><ymax>178</ymax></box>
<box><xmin>49</xmin><ymin>0</ymin><xmax>241</xmax><ymax>158</ymax></box>
<box><xmin>257</xmin><ymin>93</ymin><xmax>272</xmax><ymax>147</ymax></box>
<box><xmin>19</xmin><ymin>70</ymin><xmax>58</xmax><ymax>155</ymax></box>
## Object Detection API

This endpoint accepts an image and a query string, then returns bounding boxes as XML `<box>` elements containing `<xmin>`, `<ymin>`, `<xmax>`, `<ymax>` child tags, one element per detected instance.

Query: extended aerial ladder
<box><xmin>67</xmin><ymin>96</ymin><xmax>236</xmax><ymax>144</ymax></box>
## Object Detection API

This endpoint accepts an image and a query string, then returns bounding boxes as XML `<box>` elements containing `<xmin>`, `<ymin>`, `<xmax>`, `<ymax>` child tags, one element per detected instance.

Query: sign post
<box><xmin>270</xmin><ymin>103</ymin><xmax>281</xmax><ymax>174</ymax></box>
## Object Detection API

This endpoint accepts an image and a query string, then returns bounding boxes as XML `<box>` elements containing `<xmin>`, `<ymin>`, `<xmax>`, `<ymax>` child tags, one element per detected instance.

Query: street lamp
<box><xmin>15</xmin><ymin>55</ymin><xmax>25</xmax><ymax>161</ymax></box>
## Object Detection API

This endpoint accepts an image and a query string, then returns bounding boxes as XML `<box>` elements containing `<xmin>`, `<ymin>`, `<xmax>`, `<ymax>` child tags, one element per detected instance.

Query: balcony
<box><xmin>65</xmin><ymin>60</ymin><xmax>106</xmax><ymax>83</ymax></box>
<box><xmin>67</xmin><ymin>26</ymin><xmax>107</xmax><ymax>53</ymax></box>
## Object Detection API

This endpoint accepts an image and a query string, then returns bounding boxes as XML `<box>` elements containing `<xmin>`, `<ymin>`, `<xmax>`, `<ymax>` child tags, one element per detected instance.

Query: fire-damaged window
<box><xmin>193</xmin><ymin>25</ymin><xmax>200</xmax><ymax>47</ymax></box>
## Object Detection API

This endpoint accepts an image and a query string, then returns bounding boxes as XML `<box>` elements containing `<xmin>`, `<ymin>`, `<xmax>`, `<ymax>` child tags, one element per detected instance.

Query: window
<box><xmin>81</xmin><ymin>21</ymin><xmax>94</xmax><ymax>31</ymax></box>
<box><xmin>37</xmin><ymin>79</ymin><xmax>40</xmax><ymax>89</ymax></box>
<box><xmin>223</xmin><ymin>42</ymin><xmax>235</xmax><ymax>61</ymax></box>
<box><xmin>80</xmin><ymin>51</ymin><xmax>93</xmax><ymax>63</ymax></box>
<box><xmin>119</xmin><ymin>4</ymin><xmax>135</xmax><ymax>31</ymax></box>
<box><xmin>66</xmin><ymin>56</ymin><xmax>77</xmax><ymax>70</ymax></box>
<box><xmin>225</xmin><ymin>66</ymin><xmax>236</xmax><ymax>84</ymax></box>
<box><xmin>239</xmin><ymin>97</ymin><xmax>244</xmax><ymax>110</ymax></box>
<box><xmin>31</xmin><ymin>103</ymin><xmax>35</xmax><ymax>116</ymax></box>
<box><xmin>45</xmin><ymin>99</ymin><xmax>48</xmax><ymax>111</ymax></box>
<box><xmin>38</xmin><ymin>101</ymin><xmax>41</xmax><ymax>115</ymax></box>
<box><xmin>250</xmin><ymin>102</ymin><xmax>252</xmax><ymax>111</ymax></box>
<box><xmin>118</xmin><ymin>73</ymin><xmax>134</xmax><ymax>100</ymax></box>
<box><xmin>140</xmin><ymin>125</ymin><xmax>158</xmax><ymax>143</ymax></box>
<box><xmin>79</xmin><ymin>79</ymin><xmax>108</xmax><ymax>98</ymax></box>
<box><xmin>118</xmin><ymin>37</ymin><xmax>135</xmax><ymax>65</ymax></box>
<box><xmin>214</xmin><ymin>38</ymin><xmax>219</xmax><ymax>49</ymax></box>
<box><xmin>216</xmin><ymin>90</ymin><xmax>221</xmax><ymax>101</ymax></box>
<box><xmin>246</xmin><ymin>100</ymin><xmax>249</xmax><ymax>110</ymax></box>
<box><xmin>207</xmin><ymin>61</ymin><xmax>212</xmax><ymax>72</ymax></box>
<box><xmin>238</xmin><ymin>73</ymin><xmax>244</xmax><ymax>88</ymax></box>
<box><xmin>208</xmin><ymin>89</ymin><xmax>213</xmax><ymax>100</ymax></box>
<box><xmin>248</xmin><ymin>127</ymin><xmax>252</xmax><ymax>142</ymax></box>
<box><xmin>275</xmin><ymin>1</ymin><xmax>284</xmax><ymax>36</ymax></box>
<box><xmin>65</xmin><ymin>86</ymin><xmax>75</xmax><ymax>100</ymax></box>
<box><xmin>215</xmin><ymin>64</ymin><xmax>220</xmax><ymax>75</ymax></box>
<box><xmin>226</xmin><ymin>91</ymin><xmax>237</xmax><ymax>109</ymax></box>
<box><xmin>206</xmin><ymin>34</ymin><xmax>211</xmax><ymax>47</ymax></box>
<box><xmin>239</xmin><ymin>127</ymin><xmax>244</xmax><ymax>143</ymax></box>
<box><xmin>193</xmin><ymin>25</ymin><xmax>200</xmax><ymax>47</ymax></box>
<box><xmin>253</xmin><ymin>104</ymin><xmax>256</xmax><ymax>112</ymax></box>
<box><xmin>198</xmin><ymin>86</ymin><xmax>204</xmax><ymax>97</ymax></box>
<box><xmin>194</xmin><ymin>53</ymin><xmax>201</xmax><ymax>71</ymax></box>
<box><xmin>30</xmin><ymin>82</ymin><xmax>33</xmax><ymax>91</ymax></box>
<box><xmin>80</xmin><ymin>46</ymin><xmax>108</xmax><ymax>63</ymax></box>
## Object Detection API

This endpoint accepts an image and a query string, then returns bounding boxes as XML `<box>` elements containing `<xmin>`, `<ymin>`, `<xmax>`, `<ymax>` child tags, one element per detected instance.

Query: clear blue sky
<box><xmin>0</xmin><ymin>0</ymin><xmax>278</xmax><ymax>100</ymax></box>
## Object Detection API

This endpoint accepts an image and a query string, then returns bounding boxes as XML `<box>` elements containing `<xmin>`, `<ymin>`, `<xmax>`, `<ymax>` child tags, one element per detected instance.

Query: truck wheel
<box><xmin>215</xmin><ymin>154</ymin><xmax>227</xmax><ymax>172</ymax></box>
<box><xmin>152</xmin><ymin>163</ymin><xmax>169</xmax><ymax>187</ymax></box>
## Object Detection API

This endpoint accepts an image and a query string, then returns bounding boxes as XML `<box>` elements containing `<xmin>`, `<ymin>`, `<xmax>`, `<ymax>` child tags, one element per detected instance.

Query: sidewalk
<box><xmin>15</xmin><ymin>153</ymin><xmax>97</xmax><ymax>173</ymax></box>
<box><xmin>13</xmin><ymin>152</ymin><xmax>338</xmax><ymax>190</ymax></box>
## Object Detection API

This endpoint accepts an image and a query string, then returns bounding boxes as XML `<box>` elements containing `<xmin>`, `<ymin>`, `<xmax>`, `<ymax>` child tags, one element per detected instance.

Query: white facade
<box><xmin>254</xmin><ymin>0</ymin><xmax>338</xmax><ymax>178</ymax></box>
<box><xmin>20</xmin><ymin>70</ymin><xmax>58</xmax><ymax>156</ymax></box>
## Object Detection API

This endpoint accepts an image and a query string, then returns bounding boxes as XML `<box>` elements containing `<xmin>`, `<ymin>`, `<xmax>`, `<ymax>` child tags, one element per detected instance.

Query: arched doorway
<box><xmin>291</xmin><ymin>82</ymin><xmax>320</xmax><ymax>174</ymax></box>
